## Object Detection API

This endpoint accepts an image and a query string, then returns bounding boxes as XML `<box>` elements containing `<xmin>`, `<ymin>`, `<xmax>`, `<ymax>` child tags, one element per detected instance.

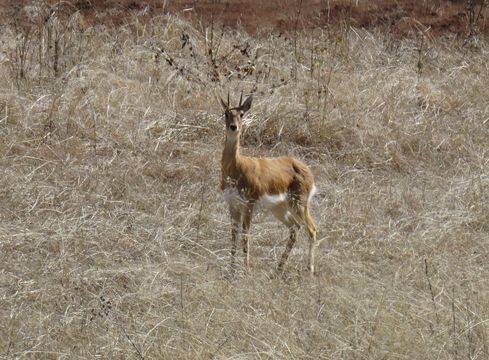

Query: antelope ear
<box><xmin>239</xmin><ymin>95</ymin><xmax>253</xmax><ymax>114</ymax></box>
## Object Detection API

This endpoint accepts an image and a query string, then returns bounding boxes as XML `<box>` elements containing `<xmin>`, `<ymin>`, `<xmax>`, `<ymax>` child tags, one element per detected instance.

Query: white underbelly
<box><xmin>223</xmin><ymin>184</ymin><xmax>316</xmax><ymax>225</ymax></box>
<box><xmin>260</xmin><ymin>192</ymin><xmax>288</xmax><ymax>209</ymax></box>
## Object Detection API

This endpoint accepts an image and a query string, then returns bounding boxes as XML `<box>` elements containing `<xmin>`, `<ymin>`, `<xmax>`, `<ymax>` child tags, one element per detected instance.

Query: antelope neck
<box><xmin>222</xmin><ymin>133</ymin><xmax>241</xmax><ymax>168</ymax></box>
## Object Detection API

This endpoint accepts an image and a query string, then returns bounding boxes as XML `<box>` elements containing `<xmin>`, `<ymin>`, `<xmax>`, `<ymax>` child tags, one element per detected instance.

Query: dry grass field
<box><xmin>1</xmin><ymin>1</ymin><xmax>489</xmax><ymax>359</ymax></box>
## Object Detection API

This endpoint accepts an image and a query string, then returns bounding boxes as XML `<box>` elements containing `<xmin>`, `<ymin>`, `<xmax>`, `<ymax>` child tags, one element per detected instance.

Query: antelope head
<box><xmin>220</xmin><ymin>92</ymin><xmax>253</xmax><ymax>136</ymax></box>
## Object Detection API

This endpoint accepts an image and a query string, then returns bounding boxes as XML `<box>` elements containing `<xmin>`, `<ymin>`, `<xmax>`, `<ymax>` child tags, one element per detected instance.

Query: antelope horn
<box><xmin>227</xmin><ymin>92</ymin><xmax>230</xmax><ymax>108</ymax></box>
<box><xmin>239</xmin><ymin>91</ymin><xmax>243</xmax><ymax>107</ymax></box>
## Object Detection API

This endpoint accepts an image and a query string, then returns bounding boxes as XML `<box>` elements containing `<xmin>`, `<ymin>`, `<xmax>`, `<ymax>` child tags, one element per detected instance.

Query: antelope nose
<box><xmin>230</xmin><ymin>125</ymin><xmax>237</xmax><ymax>131</ymax></box>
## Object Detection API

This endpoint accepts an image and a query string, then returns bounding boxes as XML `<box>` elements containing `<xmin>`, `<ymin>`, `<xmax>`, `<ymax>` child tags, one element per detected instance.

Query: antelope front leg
<box><xmin>241</xmin><ymin>203</ymin><xmax>254</xmax><ymax>272</ymax></box>
<box><xmin>229</xmin><ymin>206</ymin><xmax>242</xmax><ymax>275</ymax></box>
<box><xmin>230</xmin><ymin>223</ymin><xmax>238</xmax><ymax>273</ymax></box>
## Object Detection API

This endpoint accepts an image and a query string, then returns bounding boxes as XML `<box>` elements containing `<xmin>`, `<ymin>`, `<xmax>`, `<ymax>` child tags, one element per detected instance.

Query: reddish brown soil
<box><xmin>1</xmin><ymin>0</ymin><xmax>488</xmax><ymax>37</ymax></box>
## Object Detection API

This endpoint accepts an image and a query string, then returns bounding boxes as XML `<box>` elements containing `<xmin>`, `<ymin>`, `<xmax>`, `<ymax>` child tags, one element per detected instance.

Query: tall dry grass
<box><xmin>1</xmin><ymin>2</ymin><xmax>488</xmax><ymax>359</ymax></box>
